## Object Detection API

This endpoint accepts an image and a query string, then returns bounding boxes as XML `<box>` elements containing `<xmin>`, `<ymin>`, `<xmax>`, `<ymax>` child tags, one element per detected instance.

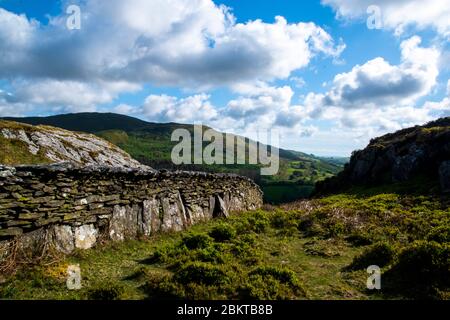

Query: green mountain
<box><xmin>2</xmin><ymin>113</ymin><xmax>347</xmax><ymax>203</ymax></box>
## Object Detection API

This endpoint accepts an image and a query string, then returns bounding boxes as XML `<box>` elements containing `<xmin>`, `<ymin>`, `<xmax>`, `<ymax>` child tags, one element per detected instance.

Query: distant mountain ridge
<box><xmin>3</xmin><ymin>113</ymin><xmax>185</xmax><ymax>135</ymax></box>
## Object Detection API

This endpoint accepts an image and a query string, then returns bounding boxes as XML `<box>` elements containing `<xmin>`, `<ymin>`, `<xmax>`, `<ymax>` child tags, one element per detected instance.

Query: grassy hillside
<box><xmin>1</xmin><ymin>117</ymin><xmax>448</xmax><ymax>300</ymax></box>
<box><xmin>3</xmin><ymin>113</ymin><xmax>346</xmax><ymax>203</ymax></box>
<box><xmin>2</xmin><ymin>189</ymin><xmax>447</xmax><ymax>300</ymax></box>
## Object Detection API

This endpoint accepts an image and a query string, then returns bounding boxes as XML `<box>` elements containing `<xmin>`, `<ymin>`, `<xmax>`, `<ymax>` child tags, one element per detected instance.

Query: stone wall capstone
<box><xmin>0</xmin><ymin>163</ymin><xmax>263</xmax><ymax>259</ymax></box>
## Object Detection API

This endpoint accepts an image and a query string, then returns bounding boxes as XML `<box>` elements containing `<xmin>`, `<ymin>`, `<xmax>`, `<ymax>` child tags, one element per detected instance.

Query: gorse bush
<box><xmin>194</xmin><ymin>245</ymin><xmax>225</xmax><ymax>263</ymax></box>
<box><xmin>270</xmin><ymin>210</ymin><xmax>303</xmax><ymax>237</ymax></box>
<box><xmin>270</xmin><ymin>210</ymin><xmax>299</xmax><ymax>230</ymax></box>
<box><xmin>345</xmin><ymin>232</ymin><xmax>373</xmax><ymax>246</ymax></box>
<box><xmin>239</xmin><ymin>267</ymin><xmax>307</xmax><ymax>300</ymax></box>
<box><xmin>209</xmin><ymin>223</ymin><xmax>236</xmax><ymax>242</ymax></box>
<box><xmin>426</xmin><ymin>225</ymin><xmax>450</xmax><ymax>243</ymax></box>
<box><xmin>87</xmin><ymin>281</ymin><xmax>126</xmax><ymax>300</ymax></box>
<box><xmin>297</xmin><ymin>216</ymin><xmax>324</xmax><ymax>237</ymax></box>
<box><xmin>175</xmin><ymin>262</ymin><xmax>230</xmax><ymax>286</ymax></box>
<box><xmin>249</xmin><ymin>266</ymin><xmax>300</xmax><ymax>287</ymax></box>
<box><xmin>150</xmin><ymin>243</ymin><xmax>187</xmax><ymax>264</ymax></box>
<box><xmin>383</xmin><ymin>241</ymin><xmax>450</xmax><ymax>299</ymax></box>
<box><xmin>181</xmin><ymin>232</ymin><xmax>213</xmax><ymax>250</ymax></box>
<box><xmin>347</xmin><ymin>242</ymin><xmax>396</xmax><ymax>270</ymax></box>
<box><xmin>324</xmin><ymin>221</ymin><xmax>347</xmax><ymax>238</ymax></box>
<box><xmin>142</xmin><ymin>271</ymin><xmax>185</xmax><ymax>300</ymax></box>
<box><xmin>389</xmin><ymin>241</ymin><xmax>449</xmax><ymax>285</ymax></box>
<box><xmin>245</xmin><ymin>210</ymin><xmax>270</xmax><ymax>233</ymax></box>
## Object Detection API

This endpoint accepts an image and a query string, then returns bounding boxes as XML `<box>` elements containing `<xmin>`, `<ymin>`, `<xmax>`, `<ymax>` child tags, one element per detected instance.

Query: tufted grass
<box><xmin>0</xmin><ymin>136</ymin><xmax>50</xmax><ymax>166</ymax></box>
<box><xmin>0</xmin><ymin>193</ymin><xmax>448</xmax><ymax>300</ymax></box>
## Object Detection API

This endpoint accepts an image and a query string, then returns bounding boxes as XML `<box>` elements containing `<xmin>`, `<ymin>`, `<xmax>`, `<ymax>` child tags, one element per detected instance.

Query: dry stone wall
<box><xmin>0</xmin><ymin>163</ymin><xmax>263</xmax><ymax>259</ymax></box>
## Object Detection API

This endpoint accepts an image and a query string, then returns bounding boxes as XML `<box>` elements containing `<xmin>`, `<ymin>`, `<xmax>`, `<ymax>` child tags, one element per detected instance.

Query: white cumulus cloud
<box><xmin>311</xmin><ymin>36</ymin><xmax>439</xmax><ymax>110</ymax></box>
<box><xmin>322</xmin><ymin>0</ymin><xmax>450</xmax><ymax>38</ymax></box>
<box><xmin>301</xmin><ymin>36</ymin><xmax>446</xmax><ymax>140</ymax></box>
<box><xmin>0</xmin><ymin>0</ymin><xmax>344</xmax><ymax>115</ymax></box>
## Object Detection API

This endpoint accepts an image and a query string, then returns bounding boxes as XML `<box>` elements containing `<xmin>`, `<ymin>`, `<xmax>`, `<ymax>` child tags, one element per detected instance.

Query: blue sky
<box><xmin>0</xmin><ymin>0</ymin><xmax>449</xmax><ymax>156</ymax></box>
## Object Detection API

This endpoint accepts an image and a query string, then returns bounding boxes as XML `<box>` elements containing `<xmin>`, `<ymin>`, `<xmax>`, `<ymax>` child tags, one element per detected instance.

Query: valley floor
<box><xmin>0</xmin><ymin>192</ymin><xmax>449</xmax><ymax>300</ymax></box>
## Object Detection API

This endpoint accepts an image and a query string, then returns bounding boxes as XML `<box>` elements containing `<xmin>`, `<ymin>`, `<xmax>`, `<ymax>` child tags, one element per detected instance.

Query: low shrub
<box><xmin>87</xmin><ymin>281</ymin><xmax>126</xmax><ymax>300</ymax></box>
<box><xmin>142</xmin><ymin>271</ymin><xmax>184</xmax><ymax>300</ymax></box>
<box><xmin>230</xmin><ymin>234</ymin><xmax>263</xmax><ymax>265</ymax></box>
<box><xmin>345</xmin><ymin>232</ymin><xmax>373</xmax><ymax>247</ymax></box>
<box><xmin>270</xmin><ymin>211</ymin><xmax>299</xmax><ymax>230</ymax></box>
<box><xmin>249</xmin><ymin>266</ymin><xmax>300</xmax><ymax>286</ymax></box>
<box><xmin>209</xmin><ymin>223</ymin><xmax>236</xmax><ymax>242</ymax></box>
<box><xmin>426</xmin><ymin>225</ymin><xmax>450</xmax><ymax>243</ymax></box>
<box><xmin>246</xmin><ymin>211</ymin><xmax>270</xmax><ymax>233</ymax></box>
<box><xmin>380</xmin><ymin>241</ymin><xmax>450</xmax><ymax>299</ymax></box>
<box><xmin>195</xmin><ymin>245</ymin><xmax>225</xmax><ymax>263</ymax></box>
<box><xmin>174</xmin><ymin>262</ymin><xmax>230</xmax><ymax>286</ymax></box>
<box><xmin>270</xmin><ymin>211</ymin><xmax>302</xmax><ymax>237</ymax></box>
<box><xmin>238</xmin><ymin>266</ymin><xmax>307</xmax><ymax>300</ymax></box>
<box><xmin>298</xmin><ymin>217</ymin><xmax>324</xmax><ymax>237</ymax></box>
<box><xmin>240</xmin><ymin>233</ymin><xmax>257</xmax><ymax>245</ymax></box>
<box><xmin>181</xmin><ymin>232</ymin><xmax>213</xmax><ymax>250</ymax></box>
<box><xmin>148</xmin><ymin>243</ymin><xmax>188</xmax><ymax>264</ymax></box>
<box><xmin>325</xmin><ymin>221</ymin><xmax>347</xmax><ymax>238</ymax></box>
<box><xmin>347</xmin><ymin>242</ymin><xmax>396</xmax><ymax>270</ymax></box>
<box><xmin>387</xmin><ymin>241</ymin><xmax>449</xmax><ymax>289</ymax></box>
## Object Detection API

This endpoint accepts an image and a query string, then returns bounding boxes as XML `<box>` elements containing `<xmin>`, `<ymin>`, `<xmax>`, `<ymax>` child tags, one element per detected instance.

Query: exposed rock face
<box><xmin>316</xmin><ymin>117</ymin><xmax>450</xmax><ymax>194</ymax></box>
<box><xmin>0</xmin><ymin>120</ymin><xmax>149</xmax><ymax>170</ymax></box>
<box><xmin>74</xmin><ymin>225</ymin><xmax>98</xmax><ymax>250</ymax></box>
<box><xmin>0</xmin><ymin>163</ymin><xmax>263</xmax><ymax>261</ymax></box>
<box><xmin>52</xmin><ymin>225</ymin><xmax>75</xmax><ymax>254</ymax></box>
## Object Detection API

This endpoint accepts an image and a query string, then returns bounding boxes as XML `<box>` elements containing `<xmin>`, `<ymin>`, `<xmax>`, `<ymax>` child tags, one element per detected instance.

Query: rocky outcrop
<box><xmin>0</xmin><ymin>163</ymin><xmax>263</xmax><ymax>260</ymax></box>
<box><xmin>315</xmin><ymin>117</ymin><xmax>450</xmax><ymax>194</ymax></box>
<box><xmin>0</xmin><ymin>120</ymin><xmax>148</xmax><ymax>169</ymax></box>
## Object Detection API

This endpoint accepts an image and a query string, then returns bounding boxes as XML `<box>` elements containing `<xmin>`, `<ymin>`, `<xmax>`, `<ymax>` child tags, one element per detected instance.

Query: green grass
<box><xmin>2</xmin><ymin>192</ymin><xmax>447</xmax><ymax>300</ymax></box>
<box><xmin>0</xmin><ymin>136</ymin><xmax>50</xmax><ymax>166</ymax></box>
<box><xmin>0</xmin><ymin>215</ymin><xmax>365</xmax><ymax>300</ymax></box>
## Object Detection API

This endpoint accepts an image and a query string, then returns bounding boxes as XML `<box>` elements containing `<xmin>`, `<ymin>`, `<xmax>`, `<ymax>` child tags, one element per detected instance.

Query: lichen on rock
<box><xmin>0</xmin><ymin>120</ymin><xmax>151</xmax><ymax>169</ymax></box>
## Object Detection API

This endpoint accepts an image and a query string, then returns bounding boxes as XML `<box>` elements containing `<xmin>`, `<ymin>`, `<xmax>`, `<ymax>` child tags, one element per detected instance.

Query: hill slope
<box><xmin>0</xmin><ymin>120</ymin><xmax>148</xmax><ymax>169</ymax></box>
<box><xmin>3</xmin><ymin>113</ymin><xmax>346</xmax><ymax>203</ymax></box>
<box><xmin>315</xmin><ymin>117</ymin><xmax>450</xmax><ymax>195</ymax></box>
